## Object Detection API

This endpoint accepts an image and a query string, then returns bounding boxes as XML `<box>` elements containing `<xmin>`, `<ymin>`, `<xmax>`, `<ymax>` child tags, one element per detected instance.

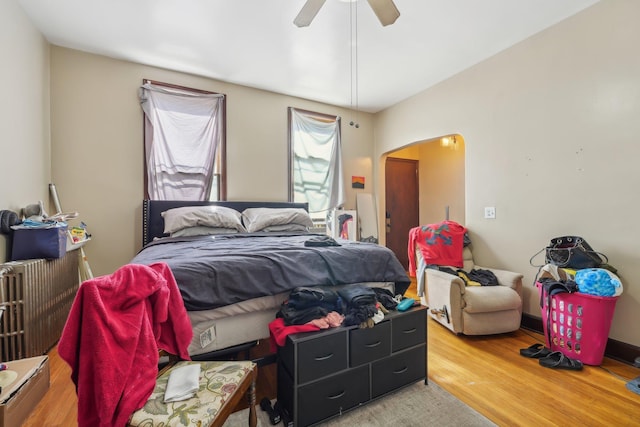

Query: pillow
<box><xmin>242</xmin><ymin>208</ymin><xmax>313</xmax><ymax>233</ymax></box>
<box><xmin>171</xmin><ymin>226</ymin><xmax>240</xmax><ymax>237</ymax></box>
<box><xmin>261</xmin><ymin>223</ymin><xmax>310</xmax><ymax>233</ymax></box>
<box><xmin>161</xmin><ymin>206</ymin><xmax>246</xmax><ymax>234</ymax></box>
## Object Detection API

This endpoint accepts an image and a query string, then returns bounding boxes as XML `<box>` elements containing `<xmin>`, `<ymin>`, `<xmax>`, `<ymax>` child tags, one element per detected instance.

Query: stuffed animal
<box><xmin>21</xmin><ymin>200</ymin><xmax>48</xmax><ymax>221</ymax></box>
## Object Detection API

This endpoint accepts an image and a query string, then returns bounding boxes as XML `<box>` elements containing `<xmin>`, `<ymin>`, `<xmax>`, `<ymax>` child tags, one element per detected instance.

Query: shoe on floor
<box><xmin>539</xmin><ymin>351</ymin><xmax>583</xmax><ymax>370</ymax></box>
<box><xmin>519</xmin><ymin>343</ymin><xmax>552</xmax><ymax>359</ymax></box>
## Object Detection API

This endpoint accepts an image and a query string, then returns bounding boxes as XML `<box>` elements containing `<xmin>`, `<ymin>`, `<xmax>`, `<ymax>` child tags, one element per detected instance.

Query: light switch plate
<box><xmin>484</xmin><ymin>207</ymin><xmax>496</xmax><ymax>219</ymax></box>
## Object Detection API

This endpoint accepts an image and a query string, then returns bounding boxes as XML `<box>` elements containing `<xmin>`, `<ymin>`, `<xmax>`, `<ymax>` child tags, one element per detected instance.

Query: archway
<box><xmin>380</xmin><ymin>134</ymin><xmax>466</xmax><ymax>259</ymax></box>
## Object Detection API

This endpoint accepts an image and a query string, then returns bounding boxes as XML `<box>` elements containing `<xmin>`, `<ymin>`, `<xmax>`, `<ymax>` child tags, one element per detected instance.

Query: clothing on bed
<box><xmin>58</xmin><ymin>262</ymin><xmax>192</xmax><ymax>427</ymax></box>
<box><xmin>131</xmin><ymin>232</ymin><xmax>411</xmax><ymax>311</ymax></box>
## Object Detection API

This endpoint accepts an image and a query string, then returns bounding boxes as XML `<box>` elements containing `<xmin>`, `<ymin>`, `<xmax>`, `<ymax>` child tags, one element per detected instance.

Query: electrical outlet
<box><xmin>484</xmin><ymin>207</ymin><xmax>496</xmax><ymax>219</ymax></box>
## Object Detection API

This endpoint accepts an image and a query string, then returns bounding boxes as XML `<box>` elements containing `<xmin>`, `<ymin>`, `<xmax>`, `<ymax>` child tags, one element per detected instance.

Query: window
<box><xmin>139</xmin><ymin>80</ymin><xmax>226</xmax><ymax>200</ymax></box>
<box><xmin>288</xmin><ymin>107</ymin><xmax>344</xmax><ymax>221</ymax></box>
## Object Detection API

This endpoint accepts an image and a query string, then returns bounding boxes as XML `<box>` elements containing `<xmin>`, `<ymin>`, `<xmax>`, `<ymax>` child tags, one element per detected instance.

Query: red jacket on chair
<box><xmin>408</xmin><ymin>220</ymin><xmax>467</xmax><ymax>275</ymax></box>
<box><xmin>58</xmin><ymin>262</ymin><xmax>193</xmax><ymax>427</ymax></box>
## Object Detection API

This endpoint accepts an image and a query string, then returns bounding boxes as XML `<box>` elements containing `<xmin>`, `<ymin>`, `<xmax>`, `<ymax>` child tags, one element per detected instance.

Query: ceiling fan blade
<box><xmin>366</xmin><ymin>0</ymin><xmax>400</xmax><ymax>26</ymax></box>
<box><xmin>294</xmin><ymin>0</ymin><xmax>327</xmax><ymax>27</ymax></box>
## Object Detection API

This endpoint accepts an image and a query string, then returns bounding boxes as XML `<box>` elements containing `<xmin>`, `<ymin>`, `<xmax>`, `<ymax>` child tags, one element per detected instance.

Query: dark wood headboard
<box><xmin>142</xmin><ymin>200</ymin><xmax>309</xmax><ymax>247</ymax></box>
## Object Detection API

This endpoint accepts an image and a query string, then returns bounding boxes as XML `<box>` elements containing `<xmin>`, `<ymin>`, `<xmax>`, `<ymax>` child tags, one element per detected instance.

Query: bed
<box><xmin>131</xmin><ymin>200</ymin><xmax>411</xmax><ymax>359</ymax></box>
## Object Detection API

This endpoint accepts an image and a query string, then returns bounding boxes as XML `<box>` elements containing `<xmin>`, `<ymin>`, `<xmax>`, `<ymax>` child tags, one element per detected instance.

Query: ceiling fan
<box><xmin>294</xmin><ymin>0</ymin><xmax>400</xmax><ymax>27</ymax></box>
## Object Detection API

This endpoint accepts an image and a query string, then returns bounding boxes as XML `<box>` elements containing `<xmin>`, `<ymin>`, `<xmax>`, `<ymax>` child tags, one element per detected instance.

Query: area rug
<box><xmin>222</xmin><ymin>380</ymin><xmax>495</xmax><ymax>426</ymax></box>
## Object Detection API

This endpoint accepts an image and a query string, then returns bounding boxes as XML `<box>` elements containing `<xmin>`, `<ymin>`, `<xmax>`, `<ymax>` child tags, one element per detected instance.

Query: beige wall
<box><xmin>0</xmin><ymin>2</ymin><xmax>50</xmax><ymax>261</ymax></box>
<box><xmin>49</xmin><ymin>47</ymin><xmax>374</xmax><ymax>277</ymax></box>
<box><xmin>374</xmin><ymin>0</ymin><xmax>640</xmax><ymax>346</ymax></box>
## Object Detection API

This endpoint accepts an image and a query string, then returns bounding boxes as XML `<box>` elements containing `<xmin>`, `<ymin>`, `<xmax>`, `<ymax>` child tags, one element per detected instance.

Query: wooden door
<box><xmin>385</xmin><ymin>157</ymin><xmax>419</xmax><ymax>270</ymax></box>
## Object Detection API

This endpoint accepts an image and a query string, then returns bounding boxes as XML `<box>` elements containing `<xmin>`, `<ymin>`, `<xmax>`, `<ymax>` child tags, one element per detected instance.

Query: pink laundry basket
<box><xmin>537</xmin><ymin>282</ymin><xmax>618</xmax><ymax>365</ymax></box>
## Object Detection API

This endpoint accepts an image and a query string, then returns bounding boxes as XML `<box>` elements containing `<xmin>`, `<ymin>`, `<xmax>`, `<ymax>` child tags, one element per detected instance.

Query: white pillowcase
<box><xmin>162</xmin><ymin>206</ymin><xmax>246</xmax><ymax>234</ymax></box>
<box><xmin>261</xmin><ymin>223</ymin><xmax>310</xmax><ymax>232</ymax></box>
<box><xmin>242</xmin><ymin>208</ymin><xmax>313</xmax><ymax>233</ymax></box>
<box><xmin>171</xmin><ymin>226</ymin><xmax>240</xmax><ymax>237</ymax></box>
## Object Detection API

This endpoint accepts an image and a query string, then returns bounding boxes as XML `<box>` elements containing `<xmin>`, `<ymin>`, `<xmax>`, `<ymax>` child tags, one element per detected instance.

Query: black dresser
<box><xmin>277</xmin><ymin>306</ymin><xmax>427</xmax><ymax>426</ymax></box>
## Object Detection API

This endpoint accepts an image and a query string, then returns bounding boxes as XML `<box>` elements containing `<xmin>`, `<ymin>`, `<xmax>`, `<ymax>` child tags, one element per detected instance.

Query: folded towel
<box><xmin>164</xmin><ymin>364</ymin><xmax>201</xmax><ymax>403</ymax></box>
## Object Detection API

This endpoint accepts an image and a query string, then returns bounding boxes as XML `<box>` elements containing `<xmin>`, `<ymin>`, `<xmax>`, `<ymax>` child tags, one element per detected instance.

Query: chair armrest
<box><xmin>425</xmin><ymin>269</ymin><xmax>466</xmax><ymax>333</ymax></box>
<box><xmin>475</xmin><ymin>265</ymin><xmax>523</xmax><ymax>296</ymax></box>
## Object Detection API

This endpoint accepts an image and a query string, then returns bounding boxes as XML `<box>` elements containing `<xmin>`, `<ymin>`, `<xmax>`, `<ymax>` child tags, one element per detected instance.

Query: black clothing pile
<box><xmin>336</xmin><ymin>286</ymin><xmax>378</xmax><ymax>326</ymax></box>
<box><xmin>433</xmin><ymin>266</ymin><xmax>499</xmax><ymax>286</ymax></box>
<box><xmin>277</xmin><ymin>285</ymin><xmax>392</xmax><ymax>327</ymax></box>
<box><xmin>304</xmin><ymin>235</ymin><xmax>341</xmax><ymax>247</ymax></box>
<box><xmin>278</xmin><ymin>286</ymin><xmax>342</xmax><ymax>325</ymax></box>
<box><xmin>372</xmin><ymin>287</ymin><xmax>398</xmax><ymax>310</ymax></box>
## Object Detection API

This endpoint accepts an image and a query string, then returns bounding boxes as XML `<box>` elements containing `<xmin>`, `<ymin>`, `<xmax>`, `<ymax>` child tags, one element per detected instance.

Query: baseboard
<box><xmin>521</xmin><ymin>313</ymin><xmax>639</xmax><ymax>366</ymax></box>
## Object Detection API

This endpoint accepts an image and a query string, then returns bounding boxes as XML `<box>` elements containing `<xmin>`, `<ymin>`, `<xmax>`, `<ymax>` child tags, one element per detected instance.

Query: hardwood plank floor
<box><xmin>23</xmin><ymin>280</ymin><xmax>640</xmax><ymax>426</ymax></box>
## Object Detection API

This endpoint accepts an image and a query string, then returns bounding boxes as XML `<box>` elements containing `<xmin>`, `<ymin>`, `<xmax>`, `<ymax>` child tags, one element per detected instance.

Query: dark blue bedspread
<box><xmin>130</xmin><ymin>232</ymin><xmax>410</xmax><ymax>311</ymax></box>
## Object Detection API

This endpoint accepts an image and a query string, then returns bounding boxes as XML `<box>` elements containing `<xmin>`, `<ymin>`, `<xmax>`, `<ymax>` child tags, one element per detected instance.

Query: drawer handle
<box><xmin>365</xmin><ymin>341</ymin><xmax>381</xmax><ymax>348</ymax></box>
<box><xmin>393</xmin><ymin>366</ymin><xmax>408</xmax><ymax>374</ymax></box>
<box><xmin>327</xmin><ymin>390</ymin><xmax>346</xmax><ymax>400</ymax></box>
<box><xmin>315</xmin><ymin>353</ymin><xmax>334</xmax><ymax>361</ymax></box>
<box><xmin>402</xmin><ymin>328</ymin><xmax>417</xmax><ymax>334</ymax></box>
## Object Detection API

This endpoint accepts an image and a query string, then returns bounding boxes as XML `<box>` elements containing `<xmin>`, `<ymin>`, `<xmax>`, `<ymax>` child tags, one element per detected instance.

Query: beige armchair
<box><xmin>415</xmin><ymin>245</ymin><xmax>523</xmax><ymax>335</ymax></box>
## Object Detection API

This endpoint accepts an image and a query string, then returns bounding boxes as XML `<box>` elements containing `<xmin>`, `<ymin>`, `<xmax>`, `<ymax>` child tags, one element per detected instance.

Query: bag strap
<box><xmin>591</xmin><ymin>250</ymin><xmax>609</xmax><ymax>265</ymax></box>
<box><xmin>529</xmin><ymin>247</ymin><xmax>546</xmax><ymax>268</ymax></box>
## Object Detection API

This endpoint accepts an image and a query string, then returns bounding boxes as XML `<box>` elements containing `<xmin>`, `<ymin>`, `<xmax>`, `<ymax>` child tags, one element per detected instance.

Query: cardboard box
<box><xmin>0</xmin><ymin>356</ymin><xmax>50</xmax><ymax>427</ymax></box>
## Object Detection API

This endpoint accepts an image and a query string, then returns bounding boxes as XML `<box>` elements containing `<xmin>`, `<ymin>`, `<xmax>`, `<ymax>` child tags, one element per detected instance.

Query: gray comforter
<box><xmin>130</xmin><ymin>232</ymin><xmax>410</xmax><ymax>311</ymax></box>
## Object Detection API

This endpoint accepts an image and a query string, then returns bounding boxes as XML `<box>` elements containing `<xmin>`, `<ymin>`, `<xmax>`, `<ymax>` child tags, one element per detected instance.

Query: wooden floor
<box><xmin>23</xmin><ymin>280</ymin><xmax>640</xmax><ymax>426</ymax></box>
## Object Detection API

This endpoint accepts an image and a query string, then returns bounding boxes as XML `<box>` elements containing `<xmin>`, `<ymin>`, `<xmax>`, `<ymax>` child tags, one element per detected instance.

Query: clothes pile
<box><xmin>434</xmin><ymin>266</ymin><xmax>499</xmax><ymax>286</ymax></box>
<box><xmin>269</xmin><ymin>285</ymin><xmax>400</xmax><ymax>350</ymax></box>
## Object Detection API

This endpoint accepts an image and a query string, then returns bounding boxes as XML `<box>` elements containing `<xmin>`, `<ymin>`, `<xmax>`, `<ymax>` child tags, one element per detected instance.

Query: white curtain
<box><xmin>139</xmin><ymin>83</ymin><xmax>224</xmax><ymax>200</ymax></box>
<box><xmin>291</xmin><ymin>108</ymin><xmax>344</xmax><ymax>214</ymax></box>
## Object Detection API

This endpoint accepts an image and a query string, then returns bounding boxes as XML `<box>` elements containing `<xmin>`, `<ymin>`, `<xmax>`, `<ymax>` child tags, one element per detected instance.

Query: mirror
<box><xmin>356</xmin><ymin>193</ymin><xmax>378</xmax><ymax>243</ymax></box>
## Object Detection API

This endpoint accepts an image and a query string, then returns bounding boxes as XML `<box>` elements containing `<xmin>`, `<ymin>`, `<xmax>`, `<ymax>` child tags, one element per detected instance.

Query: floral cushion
<box><xmin>129</xmin><ymin>360</ymin><xmax>256</xmax><ymax>427</ymax></box>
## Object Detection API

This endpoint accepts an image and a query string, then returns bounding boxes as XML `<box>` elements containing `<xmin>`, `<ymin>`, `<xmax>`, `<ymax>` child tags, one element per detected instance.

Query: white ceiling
<box><xmin>19</xmin><ymin>0</ymin><xmax>598</xmax><ymax>113</ymax></box>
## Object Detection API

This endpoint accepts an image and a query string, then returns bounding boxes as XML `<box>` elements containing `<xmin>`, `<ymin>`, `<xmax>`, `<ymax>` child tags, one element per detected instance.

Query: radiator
<box><xmin>0</xmin><ymin>252</ymin><xmax>80</xmax><ymax>361</ymax></box>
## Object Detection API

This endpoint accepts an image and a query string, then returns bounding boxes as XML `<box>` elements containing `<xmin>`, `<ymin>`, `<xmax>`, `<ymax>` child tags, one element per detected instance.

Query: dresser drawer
<box><xmin>297</xmin><ymin>330</ymin><xmax>348</xmax><ymax>384</ymax></box>
<box><xmin>392</xmin><ymin>308</ymin><xmax>426</xmax><ymax>352</ymax></box>
<box><xmin>298</xmin><ymin>365</ymin><xmax>370</xmax><ymax>427</ymax></box>
<box><xmin>371</xmin><ymin>345</ymin><xmax>426</xmax><ymax>398</ymax></box>
<box><xmin>350</xmin><ymin>320</ymin><xmax>391</xmax><ymax>366</ymax></box>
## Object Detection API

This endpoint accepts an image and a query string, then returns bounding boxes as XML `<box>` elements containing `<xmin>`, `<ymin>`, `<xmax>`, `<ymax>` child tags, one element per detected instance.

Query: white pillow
<box><xmin>261</xmin><ymin>223</ymin><xmax>310</xmax><ymax>232</ymax></box>
<box><xmin>242</xmin><ymin>208</ymin><xmax>313</xmax><ymax>233</ymax></box>
<box><xmin>162</xmin><ymin>206</ymin><xmax>246</xmax><ymax>234</ymax></box>
<box><xmin>171</xmin><ymin>226</ymin><xmax>240</xmax><ymax>237</ymax></box>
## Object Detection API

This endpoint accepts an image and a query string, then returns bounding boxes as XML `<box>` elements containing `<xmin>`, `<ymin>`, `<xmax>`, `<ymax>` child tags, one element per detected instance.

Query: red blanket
<box><xmin>58</xmin><ymin>262</ymin><xmax>193</xmax><ymax>427</ymax></box>
<box><xmin>408</xmin><ymin>220</ymin><xmax>467</xmax><ymax>275</ymax></box>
